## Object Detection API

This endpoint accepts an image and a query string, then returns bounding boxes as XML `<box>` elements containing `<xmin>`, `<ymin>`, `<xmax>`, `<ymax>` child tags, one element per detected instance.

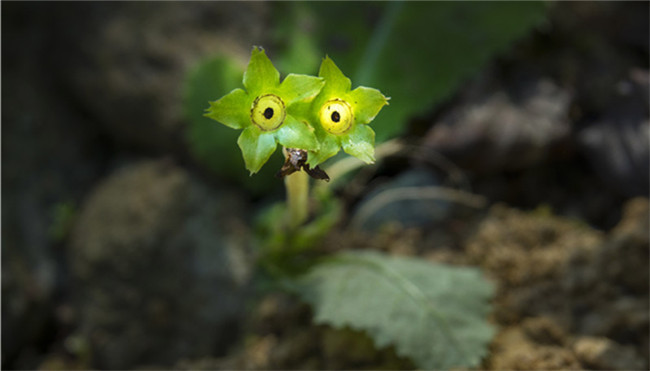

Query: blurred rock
<box><xmin>68</xmin><ymin>159</ymin><xmax>253</xmax><ymax>369</ymax></box>
<box><xmin>351</xmin><ymin>168</ymin><xmax>452</xmax><ymax>231</ymax></box>
<box><xmin>489</xmin><ymin>325</ymin><xmax>580</xmax><ymax>370</ymax></box>
<box><xmin>521</xmin><ymin>316</ymin><xmax>567</xmax><ymax>346</ymax></box>
<box><xmin>2</xmin><ymin>4</ymin><xmax>107</xmax><ymax>368</ymax></box>
<box><xmin>555</xmin><ymin>2</ymin><xmax>649</xmax><ymax>54</ymax></box>
<box><xmin>420</xmin><ymin>2</ymin><xmax>648</xmax><ymax>224</ymax></box>
<box><xmin>467</xmin><ymin>204</ymin><xmax>604</xmax><ymax>293</ymax></box>
<box><xmin>593</xmin><ymin>197</ymin><xmax>649</xmax><ymax>293</ymax></box>
<box><xmin>50</xmin><ymin>2</ymin><xmax>269</xmax><ymax>152</ymax></box>
<box><xmin>577</xmin><ymin>69</ymin><xmax>649</xmax><ymax>197</ymax></box>
<box><xmin>467</xmin><ymin>198</ymin><xmax>649</xmax><ymax>367</ymax></box>
<box><xmin>422</xmin><ymin>70</ymin><xmax>572</xmax><ymax>174</ymax></box>
<box><xmin>566</xmin><ymin>197</ymin><xmax>649</xmax><ymax>356</ymax></box>
<box><xmin>546</xmin><ymin>4</ymin><xmax>650</xmax><ymax>199</ymax></box>
<box><xmin>573</xmin><ymin>336</ymin><xmax>646</xmax><ymax>370</ymax></box>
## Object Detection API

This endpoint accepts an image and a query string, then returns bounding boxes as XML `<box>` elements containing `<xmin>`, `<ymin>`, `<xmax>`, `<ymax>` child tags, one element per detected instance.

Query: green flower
<box><xmin>307</xmin><ymin>56</ymin><xmax>389</xmax><ymax>167</ymax></box>
<box><xmin>205</xmin><ymin>46</ymin><xmax>325</xmax><ymax>174</ymax></box>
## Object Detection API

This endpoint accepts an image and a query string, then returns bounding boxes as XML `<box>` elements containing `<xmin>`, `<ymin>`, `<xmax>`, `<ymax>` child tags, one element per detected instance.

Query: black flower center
<box><xmin>264</xmin><ymin>107</ymin><xmax>274</xmax><ymax>119</ymax></box>
<box><xmin>331</xmin><ymin>111</ymin><xmax>340</xmax><ymax>123</ymax></box>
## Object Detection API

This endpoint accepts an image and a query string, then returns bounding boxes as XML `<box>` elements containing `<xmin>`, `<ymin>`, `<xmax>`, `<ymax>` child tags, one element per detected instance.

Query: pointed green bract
<box><xmin>342</xmin><ymin>124</ymin><xmax>375</xmax><ymax>163</ymax></box>
<box><xmin>205</xmin><ymin>88</ymin><xmax>250</xmax><ymax>129</ymax></box>
<box><xmin>279</xmin><ymin>74</ymin><xmax>326</xmax><ymax>104</ymax></box>
<box><xmin>243</xmin><ymin>47</ymin><xmax>280</xmax><ymax>95</ymax></box>
<box><xmin>319</xmin><ymin>56</ymin><xmax>352</xmax><ymax>95</ymax></box>
<box><xmin>276</xmin><ymin>116</ymin><xmax>319</xmax><ymax>150</ymax></box>
<box><xmin>308</xmin><ymin>130</ymin><xmax>340</xmax><ymax>166</ymax></box>
<box><xmin>287</xmin><ymin>100</ymin><xmax>313</xmax><ymax>122</ymax></box>
<box><xmin>238</xmin><ymin>126</ymin><xmax>278</xmax><ymax>175</ymax></box>
<box><xmin>349</xmin><ymin>87</ymin><xmax>389</xmax><ymax>125</ymax></box>
<box><xmin>307</xmin><ymin>129</ymin><xmax>341</xmax><ymax>167</ymax></box>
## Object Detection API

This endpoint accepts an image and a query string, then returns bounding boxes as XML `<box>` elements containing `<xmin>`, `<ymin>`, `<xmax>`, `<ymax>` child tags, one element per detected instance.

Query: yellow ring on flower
<box><xmin>319</xmin><ymin>99</ymin><xmax>353</xmax><ymax>135</ymax></box>
<box><xmin>251</xmin><ymin>94</ymin><xmax>286</xmax><ymax>131</ymax></box>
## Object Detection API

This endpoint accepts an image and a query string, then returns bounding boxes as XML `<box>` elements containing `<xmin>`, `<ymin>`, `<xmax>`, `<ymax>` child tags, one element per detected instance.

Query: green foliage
<box><xmin>288</xmin><ymin>250</ymin><xmax>496</xmax><ymax>370</ymax></box>
<box><xmin>275</xmin><ymin>2</ymin><xmax>547</xmax><ymax>143</ymax></box>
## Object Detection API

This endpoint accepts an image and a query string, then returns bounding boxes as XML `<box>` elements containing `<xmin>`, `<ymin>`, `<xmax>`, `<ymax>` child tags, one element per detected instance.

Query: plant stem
<box><xmin>285</xmin><ymin>169</ymin><xmax>309</xmax><ymax>229</ymax></box>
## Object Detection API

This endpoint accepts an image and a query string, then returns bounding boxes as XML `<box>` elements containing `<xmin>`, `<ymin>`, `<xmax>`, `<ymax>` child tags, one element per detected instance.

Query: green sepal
<box><xmin>287</xmin><ymin>100</ymin><xmax>313</xmax><ymax>122</ymax></box>
<box><xmin>243</xmin><ymin>46</ymin><xmax>280</xmax><ymax>95</ymax></box>
<box><xmin>307</xmin><ymin>128</ymin><xmax>341</xmax><ymax>166</ymax></box>
<box><xmin>204</xmin><ymin>88</ymin><xmax>250</xmax><ymax>129</ymax></box>
<box><xmin>278</xmin><ymin>74</ymin><xmax>325</xmax><ymax>105</ymax></box>
<box><xmin>237</xmin><ymin>125</ymin><xmax>278</xmax><ymax>174</ymax></box>
<box><xmin>341</xmin><ymin>124</ymin><xmax>375</xmax><ymax>164</ymax></box>
<box><xmin>275</xmin><ymin>115</ymin><xmax>319</xmax><ymax>151</ymax></box>
<box><xmin>318</xmin><ymin>56</ymin><xmax>352</xmax><ymax>95</ymax></box>
<box><xmin>349</xmin><ymin>86</ymin><xmax>389</xmax><ymax>125</ymax></box>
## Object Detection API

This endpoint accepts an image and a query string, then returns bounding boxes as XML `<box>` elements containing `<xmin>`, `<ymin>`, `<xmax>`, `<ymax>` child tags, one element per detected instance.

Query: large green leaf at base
<box><xmin>289</xmin><ymin>250</ymin><xmax>495</xmax><ymax>370</ymax></box>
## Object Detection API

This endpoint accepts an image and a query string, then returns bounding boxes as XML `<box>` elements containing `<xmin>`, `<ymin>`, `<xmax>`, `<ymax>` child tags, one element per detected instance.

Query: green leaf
<box><xmin>289</xmin><ymin>250</ymin><xmax>496</xmax><ymax>370</ymax></box>
<box><xmin>237</xmin><ymin>125</ymin><xmax>278</xmax><ymax>174</ymax></box>
<box><xmin>341</xmin><ymin>124</ymin><xmax>375</xmax><ymax>164</ymax></box>
<box><xmin>278</xmin><ymin>74</ymin><xmax>325</xmax><ymax>104</ymax></box>
<box><xmin>349</xmin><ymin>86</ymin><xmax>389</xmax><ymax>125</ymax></box>
<box><xmin>286</xmin><ymin>100</ymin><xmax>313</xmax><ymax>122</ymax></box>
<box><xmin>307</xmin><ymin>129</ymin><xmax>340</xmax><ymax>166</ymax></box>
<box><xmin>205</xmin><ymin>88</ymin><xmax>250</xmax><ymax>129</ymax></box>
<box><xmin>319</xmin><ymin>56</ymin><xmax>352</xmax><ymax>95</ymax></box>
<box><xmin>275</xmin><ymin>115</ymin><xmax>319</xmax><ymax>150</ymax></box>
<box><xmin>243</xmin><ymin>46</ymin><xmax>281</xmax><ymax>95</ymax></box>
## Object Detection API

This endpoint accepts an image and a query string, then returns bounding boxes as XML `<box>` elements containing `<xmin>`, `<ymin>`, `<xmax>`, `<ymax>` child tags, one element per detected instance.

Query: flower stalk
<box><xmin>285</xmin><ymin>166</ymin><xmax>309</xmax><ymax>229</ymax></box>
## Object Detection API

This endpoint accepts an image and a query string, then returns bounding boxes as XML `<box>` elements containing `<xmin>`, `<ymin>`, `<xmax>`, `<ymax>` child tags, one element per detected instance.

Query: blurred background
<box><xmin>2</xmin><ymin>2</ymin><xmax>648</xmax><ymax>370</ymax></box>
